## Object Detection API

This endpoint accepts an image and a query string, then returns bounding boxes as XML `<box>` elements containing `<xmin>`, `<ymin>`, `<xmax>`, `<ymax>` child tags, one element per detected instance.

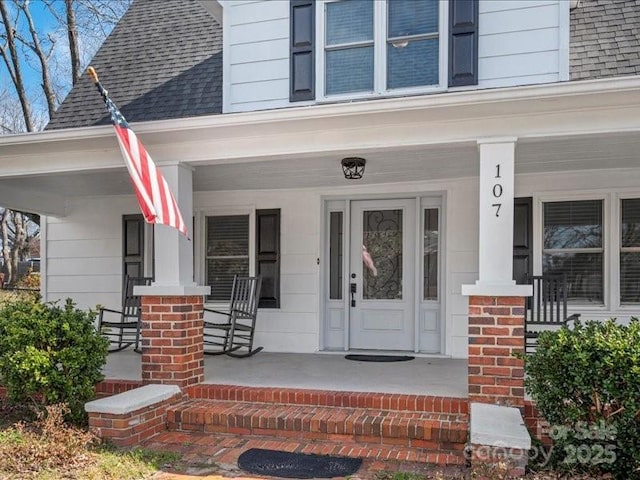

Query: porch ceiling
<box><xmin>0</xmin><ymin>131</ymin><xmax>639</xmax><ymax>204</ymax></box>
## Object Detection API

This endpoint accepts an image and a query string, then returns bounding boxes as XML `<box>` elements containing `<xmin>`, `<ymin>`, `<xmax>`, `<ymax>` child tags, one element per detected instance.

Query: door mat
<box><xmin>345</xmin><ymin>354</ymin><xmax>415</xmax><ymax>362</ymax></box>
<box><xmin>237</xmin><ymin>448</ymin><xmax>362</xmax><ymax>479</ymax></box>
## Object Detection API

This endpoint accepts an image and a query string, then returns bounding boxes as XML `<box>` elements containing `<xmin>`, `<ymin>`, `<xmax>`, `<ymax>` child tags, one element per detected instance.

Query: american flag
<box><xmin>88</xmin><ymin>67</ymin><xmax>189</xmax><ymax>238</ymax></box>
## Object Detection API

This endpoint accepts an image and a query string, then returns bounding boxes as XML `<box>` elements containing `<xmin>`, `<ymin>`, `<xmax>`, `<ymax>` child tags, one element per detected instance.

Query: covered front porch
<box><xmin>103</xmin><ymin>350</ymin><xmax>468</xmax><ymax>397</ymax></box>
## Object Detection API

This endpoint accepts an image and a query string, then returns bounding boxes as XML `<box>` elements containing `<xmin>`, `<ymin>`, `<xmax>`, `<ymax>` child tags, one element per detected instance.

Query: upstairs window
<box><xmin>321</xmin><ymin>0</ymin><xmax>442</xmax><ymax>98</ymax></box>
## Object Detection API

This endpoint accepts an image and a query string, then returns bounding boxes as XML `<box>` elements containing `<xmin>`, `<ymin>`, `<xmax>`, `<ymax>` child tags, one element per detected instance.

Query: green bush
<box><xmin>524</xmin><ymin>318</ymin><xmax>640</xmax><ymax>479</ymax></box>
<box><xmin>0</xmin><ymin>297</ymin><xmax>109</xmax><ymax>424</ymax></box>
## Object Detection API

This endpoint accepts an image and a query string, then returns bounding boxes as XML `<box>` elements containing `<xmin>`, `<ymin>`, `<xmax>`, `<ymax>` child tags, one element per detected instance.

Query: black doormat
<box><xmin>345</xmin><ymin>354</ymin><xmax>415</xmax><ymax>362</ymax></box>
<box><xmin>238</xmin><ymin>448</ymin><xmax>362</xmax><ymax>479</ymax></box>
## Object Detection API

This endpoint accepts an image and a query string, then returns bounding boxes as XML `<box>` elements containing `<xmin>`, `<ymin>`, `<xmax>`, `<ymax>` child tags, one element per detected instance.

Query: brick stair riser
<box><xmin>166</xmin><ymin>401</ymin><xmax>468</xmax><ymax>455</ymax></box>
<box><xmin>186</xmin><ymin>384</ymin><xmax>468</xmax><ymax>414</ymax></box>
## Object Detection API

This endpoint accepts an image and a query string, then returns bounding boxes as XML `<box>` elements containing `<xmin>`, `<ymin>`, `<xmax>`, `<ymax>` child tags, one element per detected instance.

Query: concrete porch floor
<box><xmin>103</xmin><ymin>351</ymin><xmax>468</xmax><ymax>398</ymax></box>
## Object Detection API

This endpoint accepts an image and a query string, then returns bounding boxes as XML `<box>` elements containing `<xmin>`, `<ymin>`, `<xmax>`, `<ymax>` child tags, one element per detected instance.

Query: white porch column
<box><xmin>462</xmin><ymin>138</ymin><xmax>531</xmax><ymax>297</ymax></box>
<box><xmin>136</xmin><ymin>163</ymin><xmax>209</xmax><ymax>296</ymax></box>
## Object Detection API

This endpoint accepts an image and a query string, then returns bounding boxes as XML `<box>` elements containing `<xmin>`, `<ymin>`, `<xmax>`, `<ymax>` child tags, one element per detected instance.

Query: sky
<box><xmin>1</xmin><ymin>0</ymin><xmax>126</xmax><ymax>131</ymax></box>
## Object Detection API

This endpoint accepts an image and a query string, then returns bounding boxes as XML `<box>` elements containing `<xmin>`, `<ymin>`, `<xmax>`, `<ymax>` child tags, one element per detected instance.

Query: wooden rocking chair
<box><xmin>203</xmin><ymin>275</ymin><xmax>263</xmax><ymax>357</ymax></box>
<box><xmin>525</xmin><ymin>274</ymin><xmax>580</xmax><ymax>353</ymax></box>
<box><xmin>98</xmin><ymin>275</ymin><xmax>152</xmax><ymax>352</ymax></box>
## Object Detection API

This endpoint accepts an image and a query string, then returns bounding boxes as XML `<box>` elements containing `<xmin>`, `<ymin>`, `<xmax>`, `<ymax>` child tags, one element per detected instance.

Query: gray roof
<box><xmin>570</xmin><ymin>0</ymin><xmax>640</xmax><ymax>80</ymax></box>
<box><xmin>46</xmin><ymin>0</ymin><xmax>222</xmax><ymax>130</ymax></box>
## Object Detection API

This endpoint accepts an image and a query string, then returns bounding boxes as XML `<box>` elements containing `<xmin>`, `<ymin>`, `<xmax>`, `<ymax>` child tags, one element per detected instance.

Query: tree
<box><xmin>0</xmin><ymin>0</ymin><xmax>131</xmax><ymax>284</ymax></box>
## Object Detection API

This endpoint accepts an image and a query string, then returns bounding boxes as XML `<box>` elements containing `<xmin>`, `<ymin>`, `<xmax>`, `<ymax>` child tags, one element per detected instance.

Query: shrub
<box><xmin>0</xmin><ymin>297</ymin><xmax>109</xmax><ymax>424</ymax></box>
<box><xmin>524</xmin><ymin>318</ymin><xmax>640</xmax><ymax>479</ymax></box>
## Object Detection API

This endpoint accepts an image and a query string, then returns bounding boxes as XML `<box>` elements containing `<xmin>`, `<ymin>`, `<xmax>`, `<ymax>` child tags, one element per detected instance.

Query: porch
<box><xmin>103</xmin><ymin>350</ymin><xmax>468</xmax><ymax>398</ymax></box>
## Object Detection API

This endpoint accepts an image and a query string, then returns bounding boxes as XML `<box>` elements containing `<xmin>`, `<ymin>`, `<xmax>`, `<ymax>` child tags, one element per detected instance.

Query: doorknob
<box><xmin>350</xmin><ymin>283</ymin><xmax>357</xmax><ymax>307</ymax></box>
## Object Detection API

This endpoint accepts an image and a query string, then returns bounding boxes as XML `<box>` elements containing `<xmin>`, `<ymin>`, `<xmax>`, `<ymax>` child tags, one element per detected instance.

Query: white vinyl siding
<box><xmin>477</xmin><ymin>0</ymin><xmax>566</xmax><ymax>88</ymax></box>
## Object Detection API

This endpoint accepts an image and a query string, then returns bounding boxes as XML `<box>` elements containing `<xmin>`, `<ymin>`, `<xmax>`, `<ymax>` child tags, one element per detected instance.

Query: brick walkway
<box><xmin>144</xmin><ymin>431</ymin><xmax>468</xmax><ymax>480</ymax></box>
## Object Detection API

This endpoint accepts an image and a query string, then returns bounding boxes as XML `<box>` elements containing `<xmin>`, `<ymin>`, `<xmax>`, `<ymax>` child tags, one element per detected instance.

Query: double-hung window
<box><xmin>204</xmin><ymin>210</ymin><xmax>281</xmax><ymax>307</ymax></box>
<box><xmin>620</xmin><ymin>198</ymin><xmax>640</xmax><ymax>304</ymax></box>
<box><xmin>205</xmin><ymin>215</ymin><xmax>251</xmax><ymax>302</ymax></box>
<box><xmin>321</xmin><ymin>0</ymin><xmax>443</xmax><ymax>98</ymax></box>
<box><xmin>542</xmin><ymin>200</ymin><xmax>604</xmax><ymax>304</ymax></box>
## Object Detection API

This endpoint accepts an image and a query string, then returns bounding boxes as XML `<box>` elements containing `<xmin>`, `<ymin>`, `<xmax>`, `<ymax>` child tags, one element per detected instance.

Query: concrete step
<box><xmin>166</xmin><ymin>399</ymin><xmax>468</xmax><ymax>465</ymax></box>
<box><xmin>186</xmin><ymin>384</ymin><xmax>469</xmax><ymax>414</ymax></box>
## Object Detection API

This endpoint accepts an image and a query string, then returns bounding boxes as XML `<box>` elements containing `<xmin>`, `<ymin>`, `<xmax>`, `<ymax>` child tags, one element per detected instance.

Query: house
<box><xmin>2</xmin><ymin>0</ymin><xmax>640</xmax><ymax>357</ymax></box>
<box><xmin>2</xmin><ymin>0</ymin><xmax>640</xmax><ymax>468</ymax></box>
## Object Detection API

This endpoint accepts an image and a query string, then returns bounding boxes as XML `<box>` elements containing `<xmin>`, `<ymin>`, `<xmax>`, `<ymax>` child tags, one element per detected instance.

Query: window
<box><xmin>322</xmin><ymin>0</ymin><xmax>441</xmax><ymax>97</ymax></box>
<box><xmin>205</xmin><ymin>215</ymin><xmax>250</xmax><ymax>302</ymax></box>
<box><xmin>328</xmin><ymin>211</ymin><xmax>344</xmax><ymax>299</ymax></box>
<box><xmin>542</xmin><ymin>200</ymin><xmax>604</xmax><ymax>304</ymax></box>
<box><xmin>423</xmin><ymin>208</ymin><xmax>439</xmax><ymax>300</ymax></box>
<box><xmin>620</xmin><ymin>198</ymin><xmax>640</xmax><ymax>303</ymax></box>
<box><xmin>204</xmin><ymin>210</ymin><xmax>281</xmax><ymax>307</ymax></box>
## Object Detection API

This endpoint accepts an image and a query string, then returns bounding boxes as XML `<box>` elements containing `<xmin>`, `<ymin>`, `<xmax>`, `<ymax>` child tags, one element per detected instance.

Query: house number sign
<box><xmin>492</xmin><ymin>163</ymin><xmax>503</xmax><ymax>217</ymax></box>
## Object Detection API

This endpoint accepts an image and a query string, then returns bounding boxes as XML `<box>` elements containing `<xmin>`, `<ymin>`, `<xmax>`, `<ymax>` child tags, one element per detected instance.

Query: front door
<box><xmin>348</xmin><ymin>199</ymin><xmax>416</xmax><ymax>351</ymax></box>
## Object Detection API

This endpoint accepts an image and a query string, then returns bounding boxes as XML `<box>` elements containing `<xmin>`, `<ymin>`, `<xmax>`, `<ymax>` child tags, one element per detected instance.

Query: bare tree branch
<box><xmin>19</xmin><ymin>0</ymin><xmax>57</xmax><ymax>118</ymax></box>
<box><xmin>0</xmin><ymin>0</ymin><xmax>34</xmax><ymax>131</ymax></box>
<box><xmin>64</xmin><ymin>0</ymin><xmax>80</xmax><ymax>85</ymax></box>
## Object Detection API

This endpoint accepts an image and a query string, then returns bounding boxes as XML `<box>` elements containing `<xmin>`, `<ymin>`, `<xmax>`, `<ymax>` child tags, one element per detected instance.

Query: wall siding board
<box><xmin>230</xmin><ymin>79</ymin><xmax>289</xmax><ymax>104</ymax></box>
<box><xmin>480</xmin><ymin>51</ymin><xmax>559</xmax><ymax>80</ymax></box>
<box><xmin>479</xmin><ymin>0</ymin><xmax>558</xmax><ymax>14</ymax></box>
<box><xmin>232</xmin><ymin>39</ymin><xmax>289</xmax><ymax>64</ymax></box>
<box><xmin>479</xmin><ymin>4</ymin><xmax>559</xmax><ymax>35</ymax></box>
<box><xmin>480</xmin><ymin>28</ymin><xmax>559</xmax><ymax>58</ymax></box>
<box><xmin>229</xmin><ymin>19</ymin><xmax>288</xmax><ymax>45</ymax></box>
<box><xmin>230</xmin><ymin>59</ymin><xmax>290</xmax><ymax>84</ymax></box>
<box><xmin>229</xmin><ymin>0</ymin><xmax>288</xmax><ymax>26</ymax></box>
<box><xmin>477</xmin><ymin>1</ymin><xmax>561</xmax><ymax>86</ymax></box>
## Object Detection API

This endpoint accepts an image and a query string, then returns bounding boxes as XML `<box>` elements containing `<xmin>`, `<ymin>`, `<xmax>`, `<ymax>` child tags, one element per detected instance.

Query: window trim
<box><xmin>195</xmin><ymin>208</ymin><xmax>256</xmax><ymax>307</ymax></box>
<box><xmin>534</xmin><ymin>193</ymin><xmax>609</xmax><ymax>311</ymax></box>
<box><xmin>315</xmin><ymin>0</ymin><xmax>449</xmax><ymax>102</ymax></box>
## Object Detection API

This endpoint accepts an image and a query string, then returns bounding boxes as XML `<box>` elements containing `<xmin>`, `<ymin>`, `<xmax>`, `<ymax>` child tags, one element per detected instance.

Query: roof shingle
<box><xmin>46</xmin><ymin>0</ymin><xmax>222</xmax><ymax>130</ymax></box>
<box><xmin>570</xmin><ymin>0</ymin><xmax>640</xmax><ymax>80</ymax></box>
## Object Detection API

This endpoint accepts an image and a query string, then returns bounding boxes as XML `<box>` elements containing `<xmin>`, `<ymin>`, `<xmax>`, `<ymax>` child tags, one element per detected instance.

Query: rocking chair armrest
<box><xmin>230</xmin><ymin>308</ymin><xmax>254</xmax><ymax>318</ymax></box>
<box><xmin>98</xmin><ymin>307</ymin><xmax>124</xmax><ymax>318</ymax></box>
<box><xmin>203</xmin><ymin>307</ymin><xmax>231</xmax><ymax>317</ymax></box>
<box><xmin>564</xmin><ymin>313</ymin><xmax>581</xmax><ymax>325</ymax></box>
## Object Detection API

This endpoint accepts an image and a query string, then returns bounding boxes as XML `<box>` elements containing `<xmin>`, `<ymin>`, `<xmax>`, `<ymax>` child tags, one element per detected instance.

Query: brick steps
<box><xmin>144</xmin><ymin>429</ymin><xmax>466</xmax><ymax>466</ymax></box>
<box><xmin>186</xmin><ymin>384</ymin><xmax>469</xmax><ymax>414</ymax></box>
<box><xmin>166</xmin><ymin>399</ymin><xmax>468</xmax><ymax>465</ymax></box>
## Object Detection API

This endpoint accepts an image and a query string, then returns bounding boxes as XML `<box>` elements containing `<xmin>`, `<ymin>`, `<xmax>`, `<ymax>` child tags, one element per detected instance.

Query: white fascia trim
<box><xmin>198</xmin><ymin>0</ymin><xmax>223</xmax><ymax>25</ymax></box>
<box><xmin>2</xmin><ymin>75</ymin><xmax>640</xmax><ymax>148</ymax></box>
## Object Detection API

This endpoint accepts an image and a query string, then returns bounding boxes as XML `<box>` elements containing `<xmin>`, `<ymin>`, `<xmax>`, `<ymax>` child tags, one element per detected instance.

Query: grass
<box><xmin>0</xmin><ymin>402</ymin><xmax>182</xmax><ymax>479</ymax></box>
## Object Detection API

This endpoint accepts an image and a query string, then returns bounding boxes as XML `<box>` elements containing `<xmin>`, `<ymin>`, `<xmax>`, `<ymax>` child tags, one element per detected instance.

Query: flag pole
<box><xmin>86</xmin><ymin>66</ymin><xmax>190</xmax><ymax>239</ymax></box>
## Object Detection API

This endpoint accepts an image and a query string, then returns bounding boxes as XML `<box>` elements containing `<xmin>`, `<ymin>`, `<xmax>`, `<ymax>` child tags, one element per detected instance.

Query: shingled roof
<box><xmin>46</xmin><ymin>0</ymin><xmax>222</xmax><ymax>130</ymax></box>
<box><xmin>570</xmin><ymin>0</ymin><xmax>640</xmax><ymax>80</ymax></box>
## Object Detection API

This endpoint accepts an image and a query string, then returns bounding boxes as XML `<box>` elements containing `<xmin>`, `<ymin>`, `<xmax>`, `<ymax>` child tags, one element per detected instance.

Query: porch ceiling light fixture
<box><xmin>341</xmin><ymin>157</ymin><xmax>366</xmax><ymax>180</ymax></box>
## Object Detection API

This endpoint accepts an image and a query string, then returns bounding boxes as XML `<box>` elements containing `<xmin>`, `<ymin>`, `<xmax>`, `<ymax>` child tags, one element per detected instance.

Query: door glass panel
<box><xmin>362</xmin><ymin>209</ymin><xmax>403</xmax><ymax>300</ymax></box>
<box><xmin>423</xmin><ymin>208</ymin><xmax>439</xmax><ymax>300</ymax></box>
<box><xmin>329</xmin><ymin>211</ymin><xmax>343</xmax><ymax>300</ymax></box>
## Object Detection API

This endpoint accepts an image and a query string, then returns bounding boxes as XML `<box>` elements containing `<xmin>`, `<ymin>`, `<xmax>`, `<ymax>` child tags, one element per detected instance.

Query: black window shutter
<box><xmin>448</xmin><ymin>0</ymin><xmax>479</xmax><ymax>87</ymax></box>
<box><xmin>122</xmin><ymin>214</ymin><xmax>145</xmax><ymax>283</ymax></box>
<box><xmin>290</xmin><ymin>0</ymin><xmax>315</xmax><ymax>102</ymax></box>
<box><xmin>256</xmin><ymin>209</ymin><xmax>281</xmax><ymax>308</ymax></box>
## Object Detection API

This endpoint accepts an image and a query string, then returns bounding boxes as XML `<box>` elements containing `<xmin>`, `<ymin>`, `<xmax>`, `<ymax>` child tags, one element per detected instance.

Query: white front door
<box><xmin>348</xmin><ymin>199</ymin><xmax>416</xmax><ymax>351</ymax></box>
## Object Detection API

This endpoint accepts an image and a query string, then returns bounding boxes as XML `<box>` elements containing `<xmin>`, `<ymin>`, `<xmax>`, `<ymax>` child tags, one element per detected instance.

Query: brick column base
<box><xmin>468</xmin><ymin>296</ymin><xmax>525</xmax><ymax>408</ymax></box>
<box><xmin>140</xmin><ymin>295</ymin><xmax>204</xmax><ymax>388</ymax></box>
